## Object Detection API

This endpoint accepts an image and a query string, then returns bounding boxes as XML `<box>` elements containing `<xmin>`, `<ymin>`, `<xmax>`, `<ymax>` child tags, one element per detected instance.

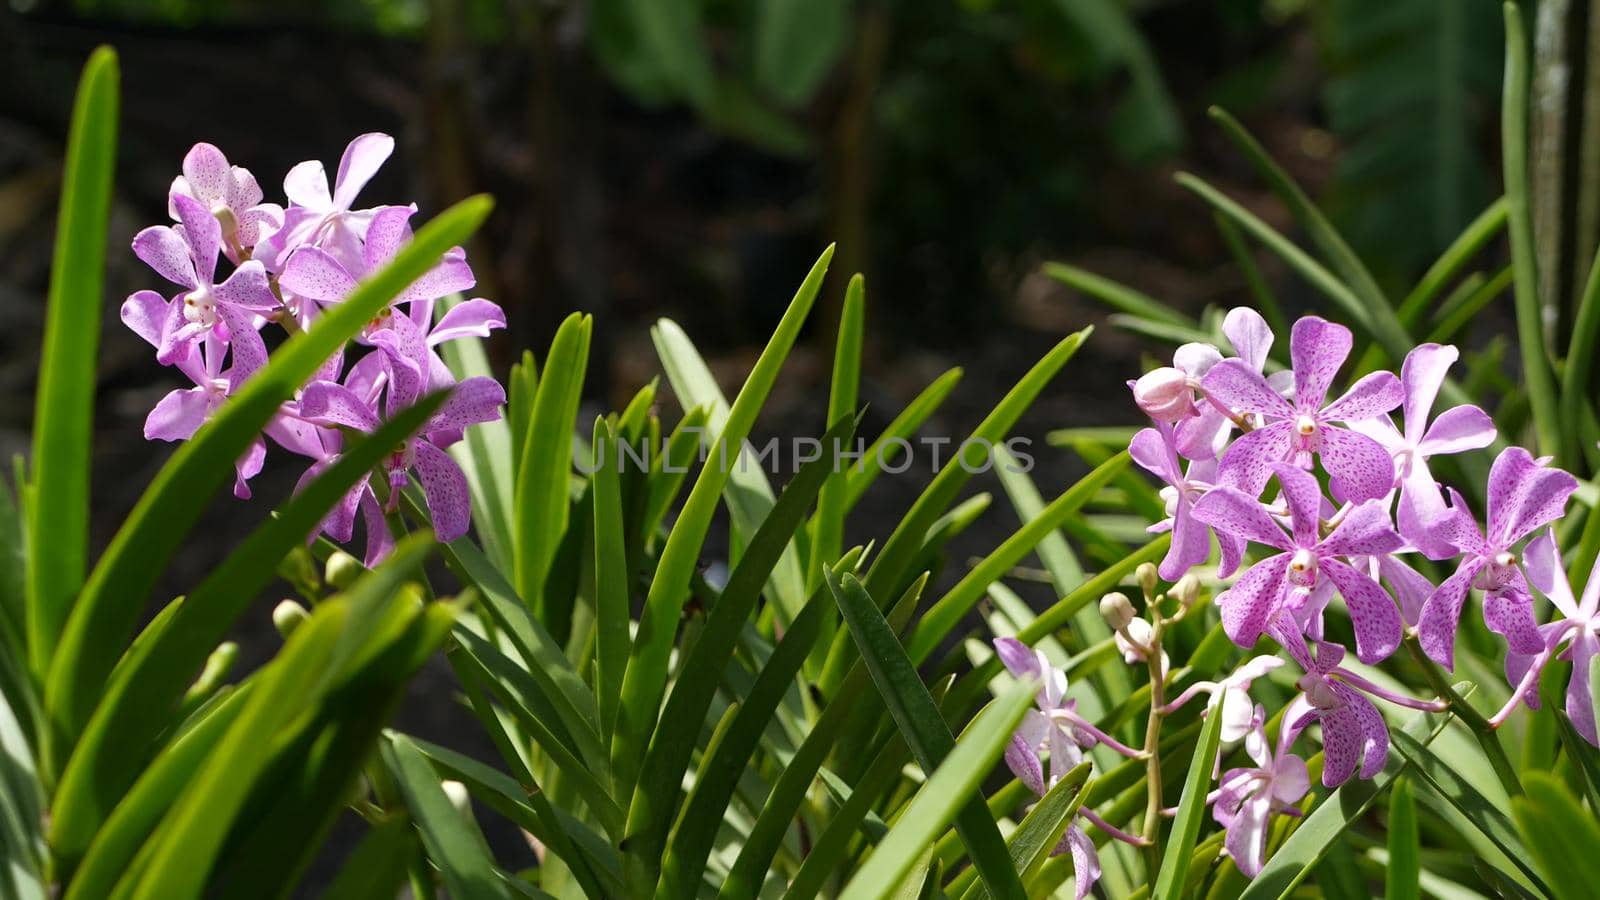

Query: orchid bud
<box><xmin>1132</xmin><ymin>367</ymin><xmax>1193</xmax><ymax>422</ymax></box>
<box><xmin>272</xmin><ymin>599</ymin><xmax>309</xmax><ymax>637</ymax></box>
<box><xmin>1100</xmin><ymin>592</ymin><xmax>1136</xmax><ymax>631</ymax></box>
<box><xmin>1173</xmin><ymin>573</ymin><xmax>1200</xmax><ymax>611</ymax></box>
<box><xmin>325</xmin><ymin>551</ymin><xmax>362</xmax><ymax>590</ymax></box>
<box><xmin>1136</xmin><ymin>562</ymin><xmax>1159</xmax><ymax>602</ymax></box>
<box><xmin>442</xmin><ymin>780</ymin><xmax>472</xmax><ymax>818</ymax></box>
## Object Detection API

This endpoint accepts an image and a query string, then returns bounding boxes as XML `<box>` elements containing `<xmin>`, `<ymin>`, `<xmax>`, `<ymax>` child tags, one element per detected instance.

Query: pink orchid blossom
<box><xmin>257</xmin><ymin>133</ymin><xmax>394</xmax><ymax>271</ymax></box>
<box><xmin>167</xmin><ymin>142</ymin><xmax>283</xmax><ymax>258</ymax></box>
<box><xmin>1350</xmin><ymin>344</ymin><xmax>1495</xmax><ymax>558</ymax></box>
<box><xmin>1416</xmin><ymin>447</ymin><xmax>1578</xmax><ymax>669</ymax></box>
<box><xmin>1491</xmin><ymin>530</ymin><xmax>1600</xmax><ymax>745</ymax></box>
<box><xmin>133</xmin><ymin>193</ymin><xmax>280</xmax><ymax>368</ymax></box>
<box><xmin>1130</xmin><ymin>421</ymin><xmax>1243</xmax><ymax>579</ymax></box>
<box><xmin>1211</xmin><ymin>701</ymin><xmax>1310</xmax><ymax>876</ymax></box>
<box><xmin>1192</xmin><ymin>463</ymin><xmax>1404</xmax><ymax>662</ymax></box>
<box><xmin>1202</xmin><ymin>316</ymin><xmax>1401</xmax><ymax>502</ymax></box>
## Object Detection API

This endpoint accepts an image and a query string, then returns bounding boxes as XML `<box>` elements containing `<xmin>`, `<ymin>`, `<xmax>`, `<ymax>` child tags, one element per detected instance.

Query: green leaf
<box><xmin>623</xmin><ymin>414</ymin><xmax>857</xmax><ymax>888</ymax></box>
<box><xmin>321</xmin><ymin>816</ymin><xmax>418</xmax><ymax>900</ymax></box>
<box><xmin>118</xmin><ymin>599</ymin><xmax>353</xmax><ymax>899</ymax></box>
<box><xmin>25</xmin><ymin>46</ymin><xmax>118</xmax><ymax>678</ymax></box>
<box><xmin>1385</xmin><ymin>778</ymin><xmax>1420</xmax><ymax>900</ymax></box>
<box><xmin>651</xmin><ymin>317</ymin><xmax>806</xmax><ymax>622</ymax></box>
<box><xmin>843</xmin><ymin>368</ymin><xmax>962</xmax><ymax>511</ymax></box>
<box><xmin>45</xmin><ymin>195</ymin><xmax>493</xmax><ymax>752</ymax></box>
<box><xmin>782</xmin><ymin>733</ymin><xmax>911</xmax><ymax>900</ymax></box>
<box><xmin>64</xmin><ymin>685</ymin><xmax>252</xmax><ymax>900</ymax></box>
<box><xmin>384</xmin><ymin>734</ymin><xmax>517</xmax><ymax>900</ymax></box>
<box><xmin>1238</xmin><ymin>703</ymin><xmax>1454</xmax><ymax>900</ymax></box>
<box><xmin>1511</xmin><ymin>771</ymin><xmax>1600</xmax><ymax>900</ymax></box>
<box><xmin>625</xmin><ymin>0</ymin><xmax>715</xmax><ymax>109</ymax></box>
<box><xmin>436</xmin><ymin>295</ymin><xmax>516</xmax><ymax>573</ymax></box>
<box><xmin>809</xmin><ymin>274</ymin><xmax>865</xmax><ymax>595</ymax></box>
<box><xmin>514</xmin><ymin>311</ymin><xmax>591</xmax><ymax>622</ymax></box>
<box><xmin>1152</xmin><ymin>690</ymin><xmax>1227</xmax><ymax>900</ymax></box>
<box><xmin>401</xmin><ymin>733</ymin><xmax>620</xmax><ymax>899</ymax></box>
<box><xmin>1389</xmin><ymin>726</ymin><xmax>1545</xmax><ymax>891</ymax></box>
<box><xmin>0</xmin><ymin>663</ymin><xmax>45</xmax><ymax>900</ymax></box>
<box><xmin>962</xmin><ymin>763</ymin><xmax>1092</xmax><ymax>900</ymax></box>
<box><xmin>613</xmin><ymin>245</ymin><xmax>832</xmax><ymax>787</ymax></box>
<box><xmin>835</xmin><ymin>680</ymin><xmax>1036</xmax><ymax>900</ymax></box>
<box><xmin>659</xmin><ymin>550</ymin><xmax>862</xmax><ymax>900</ymax></box>
<box><xmin>1500</xmin><ymin>1</ymin><xmax>1561</xmax><ymax>455</ymax></box>
<box><xmin>827</xmin><ymin>570</ymin><xmax>1025</xmax><ymax>899</ymax></box>
<box><xmin>905</xmin><ymin>452</ymin><xmax>1128</xmax><ymax>664</ymax></box>
<box><xmin>1042</xmin><ymin>262</ymin><xmax>1191</xmax><ymax>328</ymax></box>
<box><xmin>753</xmin><ymin>0</ymin><xmax>850</xmax><ymax>107</ymax></box>
<box><xmin>1206</xmin><ymin>107</ymin><xmax>1406</xmax><ymax>360</ymax></box>
<box><xmin>1399</xmin><ymin>198</ymin><xmax>1508</xmax><ymax>330</ymax></box>
<box><xmin>860</xmin><ymin>328</ymin><xmax>1090</xmax><ymax>606</ymax></box>
<box><xmin>49</xmin><ymin>396</ymin><xmax>446</xmax><ymax>868</ymax></box>
<box><xmin>591</xmin><ymin>417</ymin><xmax>630</xmax><ymax>739</ymax></box>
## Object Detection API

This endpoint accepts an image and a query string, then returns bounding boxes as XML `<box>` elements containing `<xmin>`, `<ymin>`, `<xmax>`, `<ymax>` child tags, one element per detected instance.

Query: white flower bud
<box><xmin>324</xmin><ymin>551</ymin><xmax>362</xmax><ymax>590</ymax></box>
<box><xmin>1132</xmin><ymin>367</ymin><xmax>1194</xmax><ymax>422</ymax></box>
<box><xmin>1173</xmin><ymin>573</ymin><xmax>1201</xmax><ymax>610</ymax></box>
<box><xmin>442</xmin><ymin>780</ymin><xmax>472</xmax><ymax>818</ymax></box>
<box><xmin>272</xmin><ymin>599</ymin><xmax>309</xmax><ymax>638</ymax></box>
<box><xmin>1136</xmin><ymin>562</ymin><xmax>1159</xmax><ymax>601</ymax></box>
<box><xmin>1100</xmin><ymin>592</ymin><xmax>1136</xmax><ymax>631</ymax></box>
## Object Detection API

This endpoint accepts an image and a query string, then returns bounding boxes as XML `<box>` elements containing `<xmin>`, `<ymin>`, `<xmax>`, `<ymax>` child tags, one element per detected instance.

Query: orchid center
<box><xmin>1287</xmin><ymin>548</ymin><xmax>1318</xmax><ymax>587</ymax></box>
<box><xmin>183</xmin><ymin>287</ymin><xmax>218</xmax><ymax>326</ymax></box>
<box><xmin>1294</xmin><ymin>414</ymin><xmax>1317</xmax><ymax>437</ymax></box>
<box><xmin>1296</xmin><ymin>674</ymin><xmax>1341</xmax><ymax>710</ymax></box>
<box><xmin>1475</xmin><ymin>550</ymin><xmax>1519</xmax><ymax>590</ymax></box>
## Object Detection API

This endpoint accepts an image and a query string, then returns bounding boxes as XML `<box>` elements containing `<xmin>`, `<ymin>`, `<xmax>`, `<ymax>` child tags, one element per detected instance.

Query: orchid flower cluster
<box><xmin>122</xmin><ymin>135</ymin><xmax>507</xmax><ymax>564</ymax></box>
<box><xmin>997</xmin><ymin>308</ymin><xmax>1593</xmax><ymax>890</ymax></box>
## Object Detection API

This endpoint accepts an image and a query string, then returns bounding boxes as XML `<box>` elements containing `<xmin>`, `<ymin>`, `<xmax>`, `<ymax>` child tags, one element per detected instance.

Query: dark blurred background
<box><xmin>0</xmin><ymin>0</ymin><xmax>1521</xmax><ymax>888</ymax></box>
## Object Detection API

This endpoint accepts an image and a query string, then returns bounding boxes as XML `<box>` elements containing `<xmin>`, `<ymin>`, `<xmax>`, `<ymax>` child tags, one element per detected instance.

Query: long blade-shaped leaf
<box><xmin>843</xmin><ymin>368</ymin><xmax>962</xmax><ymax>511</ymax></box>
<box><xmin>836</xmin><ymin>681</ymin><xmax>1036</xmax><ymax>900</ymax></box>
<box><xmin>1500</xmin><ymin>1</ymin><xmax>1561</xmax><ymax>456</ymax></box>
<box><xmin>827</xmin><ymin>570</ymin><xmax>1026</xmax><ymax>899</ymax></box>
<box><xmin>860</xmin><ymin>328</ymin><xmax>1088</xmax><ymax>607</ymax></box>
<box><xmin>659</xmin><ymin>548</ymin><xmax>863</xmax><ymax>900</ymax></box>
<box><xmin>962</xmin><ymin>763</ymin><xmax>1092</xmax><ymax>900</ymax></box>
<box><xmin>808</xmin><ymin>273</ymin><xmax>864</xmax><ymax>595</ymax></box>
<box><xmin>45</xmin><ymin>195</ymin><xmax>492</xmax><ymax>748</ymax></box>
<box><xmin>624</xmin><ymin>414</ymin><xmax>857</xmax><ymax>889</ymax></box>
<box><xmin>26</xmin><ymin>47</ymin><xmax>118</xmax><ymax>678</ymax></box>
<box><xmin>1385</xmin><ymin>778</ymin><xmax>1420</xmax><ymax>900</ymax></box>
<box><xmin>384</xmin><ymin>734</ymin><xmax>517</xmax><ymax>900</ymax></box>
<box><xmin>591</xmin><ymin>418</ymin><xmax>630</xmax><ymax>739</ymax></box>
<box><xmin>514</xmin><ymin>311</ymin><xmax>591</xmax><ymax>620</ymax></box>
<box><xmin>1151</xmin><ymin>692</ymin><xmax>1226</xmax><ymax>899</ymax></box>
<box><xmin>905</xmin><ymin>452</ymin><xmax>1128</xmax><ymax>664</ymax></box>
<box><xmin>49</xmin><ymin>395</ymin><xmax>446</xmax><ymax>867</ymax></box>
<box><xmin>612</xmin><ymin>245</ymin><xmax>832</xmax><ymax>787</ymax></box>
<box><xmin>1510</xmin><ymin>770</ymin><xmax>1600</xmax><ymax>900</ymax></box>
<box><xmin>651</xmin><ymin>318</ymin><xmax>806</xmax><ymax>621</ymax></box>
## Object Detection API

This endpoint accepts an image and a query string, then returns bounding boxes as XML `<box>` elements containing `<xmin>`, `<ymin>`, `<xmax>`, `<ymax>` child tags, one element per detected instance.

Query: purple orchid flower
<box><xmin>1162</xmin><ymin>655</ymin><xmax>1285</xmax><ymax>744</ymax></box>
<box><xmin>1416</xmin><ymin>447</ymin><xmax>1578</xmax><ymax>669</ymax></box>
<box><xmin>297</xmin><ymin>347</ymin><xmax>505</xmax><ymax>546</ymax></box>
<box><xmin>1491</xmin><ymin>530</ymin><xmax>1600</xmax><ymax>745</ymax></box>
<box><xmin>993</xmin><ymin>638</ymin><xmax>1148</xmax><ymax>900</ymax></box>
<box><xmin>167</xmin><ymin>142</ymin><xmax>283</xmax><ymax>258</ymax></box>
<box><xmin>257</xmin><ymin>132</ymin><xmax>394</xmax><ymax>272</ymax></box>
<box><xmin>1202</xmin><ymin>316</ymin><xmax>1401</xmax><ymax>503</ymax></box>
<box><xmin>1192</xmin><ymin>462</ymin><xmax>1405</xmax><ymax>663</ymax></box>
<box><xmin>1211</xmin><ymin>701</ymin><xmax>1310</xmax><ymax>877</ymax></box>
<box><xmin>1349</xmin><ymin>344</ymin><xmax>1495</xmax><ymax>558</ymax></box>
<box><xmin>278</xmin><ymin>204</ymin><xmax>479</xmax><ymax>335</ymax></box>
<box><xmin>121</xmin><ymin>298</ymin><xmax>264</xmax><ymax>498</ymax></box>
<box><xmin>1275</xmin><ymin>628</ymin><xmax>1441</xmax><ymax>786</ymax></box>
<box><xmin>133</xmin><ymin>192</ymin><xmax>280</xmax><ymax>368</ymax></box>
<box><xmin>1130</xmin><ymin>421</ymin><xmax>1244</xmax><ymax>580</ymax></box>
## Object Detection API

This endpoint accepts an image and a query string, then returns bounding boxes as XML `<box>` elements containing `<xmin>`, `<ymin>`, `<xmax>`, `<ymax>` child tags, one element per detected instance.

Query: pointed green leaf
<box><xmin>1511</xmin><ymin>771</ymin><xmax>1600</xmax><ymax>900</ymax></box>
<box><xmin>1385</xmin><ymin>778</ymin><xmax>1420</xmax><ymax>900</ymax></box>
<box><xmin>384</xmin><ymin>734</ymin><xmax>517</xmax><ymax>900</ymax></box>
<box><xmin>827</xmin><ymin>570</ymin><xmax>1026</xmax><ymax>899</ymax></box>
<box><xmin>26</xmin><ymin>46</ymin><xmax>118</xmax><ymax>677</ymax></box>
<box><xmin>1152</xmin><ymin>690</ymin><xmax>1226</xmax><ymax>900</ymax></box>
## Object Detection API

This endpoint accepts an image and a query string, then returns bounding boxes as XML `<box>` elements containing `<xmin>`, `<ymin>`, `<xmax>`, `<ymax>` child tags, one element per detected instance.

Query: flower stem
<box><xmin>1402</xmin><ymin>633</ymin><xmax>1523</xmax><ymax>797</ymax></box>
<box><xmin>1141</xmin><ymin>616</ymin><xmax>1169</xmax><ymax>872</ymax></box>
